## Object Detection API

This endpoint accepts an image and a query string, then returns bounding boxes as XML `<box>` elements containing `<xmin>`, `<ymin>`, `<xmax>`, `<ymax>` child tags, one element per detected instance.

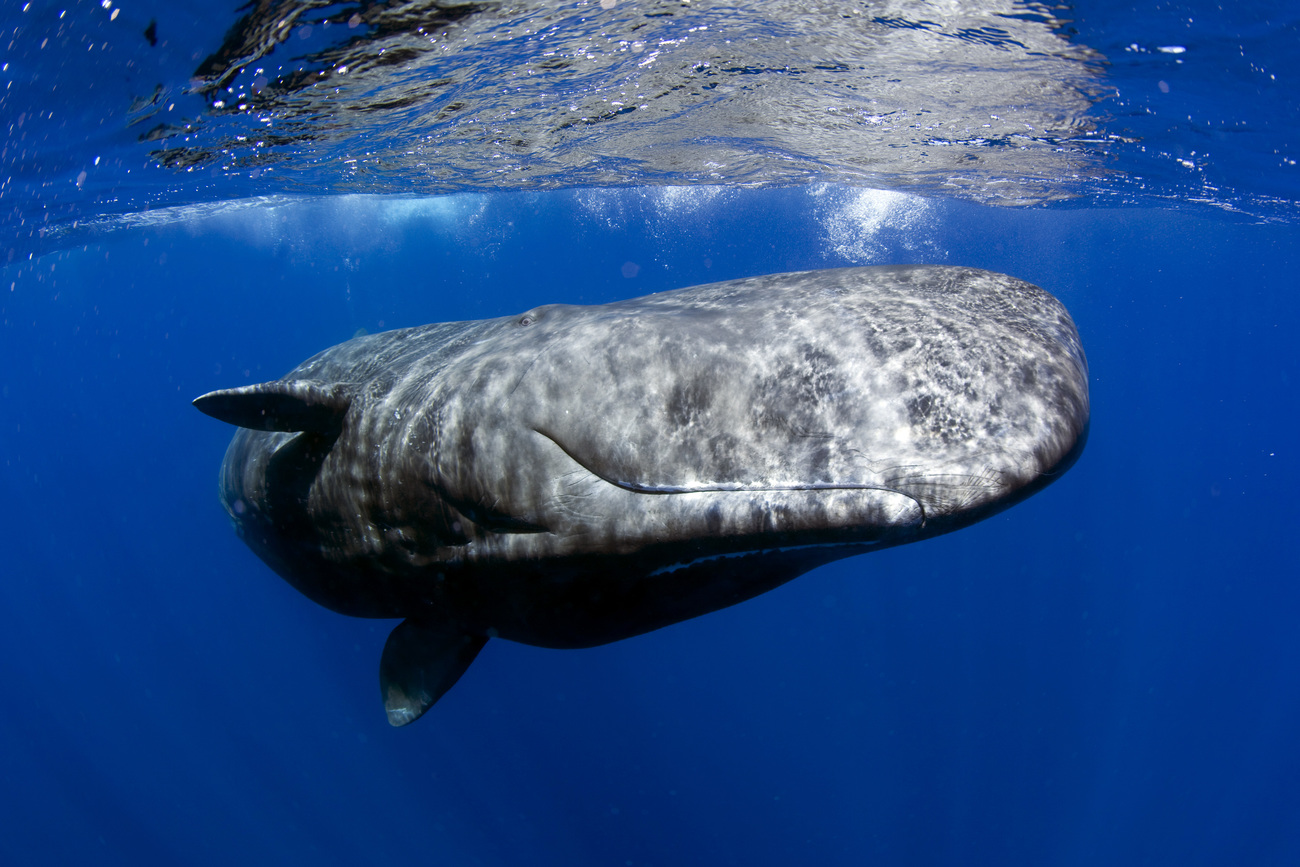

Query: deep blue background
<box><xmin>2</xmin><ymin>188</ymin><xmax>1298</xmax><ymax>865</ymax></box>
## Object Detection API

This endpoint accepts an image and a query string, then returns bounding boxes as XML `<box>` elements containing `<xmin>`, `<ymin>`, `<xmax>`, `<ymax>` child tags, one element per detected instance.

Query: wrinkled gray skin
<box><xmin>195</xmin><ymin>266</ymin><xmax>1089</xmax><ymax>725</ymax></box>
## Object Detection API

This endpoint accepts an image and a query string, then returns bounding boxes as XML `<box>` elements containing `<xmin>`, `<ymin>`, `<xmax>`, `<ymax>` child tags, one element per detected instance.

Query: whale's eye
<box><xmin>519</xmin><ymin>314</ymin><xmax>536</xmax><ymax>327</ymax></box>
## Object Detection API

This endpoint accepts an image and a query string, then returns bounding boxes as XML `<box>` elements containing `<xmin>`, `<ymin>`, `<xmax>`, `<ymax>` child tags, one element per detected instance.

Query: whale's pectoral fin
<box><xmin>380</xmin><ymin>618</ymin><xmax>488</xmax><ymax>727</ymax></box>
<box><xmin>192</xmin><ymin>380</ymin><xmax>352</xmax><ymax>433</ymax></box>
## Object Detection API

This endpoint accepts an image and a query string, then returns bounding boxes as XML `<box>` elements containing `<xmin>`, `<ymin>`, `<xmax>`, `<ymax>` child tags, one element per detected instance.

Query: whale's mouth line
<box><xmin>531</xmin><ymin>428</ymin><xmax>927</xmax><ymax>521</ymax></box>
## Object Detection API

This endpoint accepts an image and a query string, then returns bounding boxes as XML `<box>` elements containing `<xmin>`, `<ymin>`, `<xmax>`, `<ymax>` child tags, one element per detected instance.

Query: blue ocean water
<box><xmin>2</xmin><ymin>2</ymin><xmax>1299</xmax><ymax>866</ymax></box>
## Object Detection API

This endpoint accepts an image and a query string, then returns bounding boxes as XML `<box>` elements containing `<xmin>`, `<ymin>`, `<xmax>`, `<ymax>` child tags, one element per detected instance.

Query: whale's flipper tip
<box><xmin>193</xmin><ymin>380</ymin><xmax>352</xmax><ymax>433</ymax></box>
<box><xmin>380</xmin><ymin>617</ymin><xmax>488</xmax><ymax>727</ymax></box>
